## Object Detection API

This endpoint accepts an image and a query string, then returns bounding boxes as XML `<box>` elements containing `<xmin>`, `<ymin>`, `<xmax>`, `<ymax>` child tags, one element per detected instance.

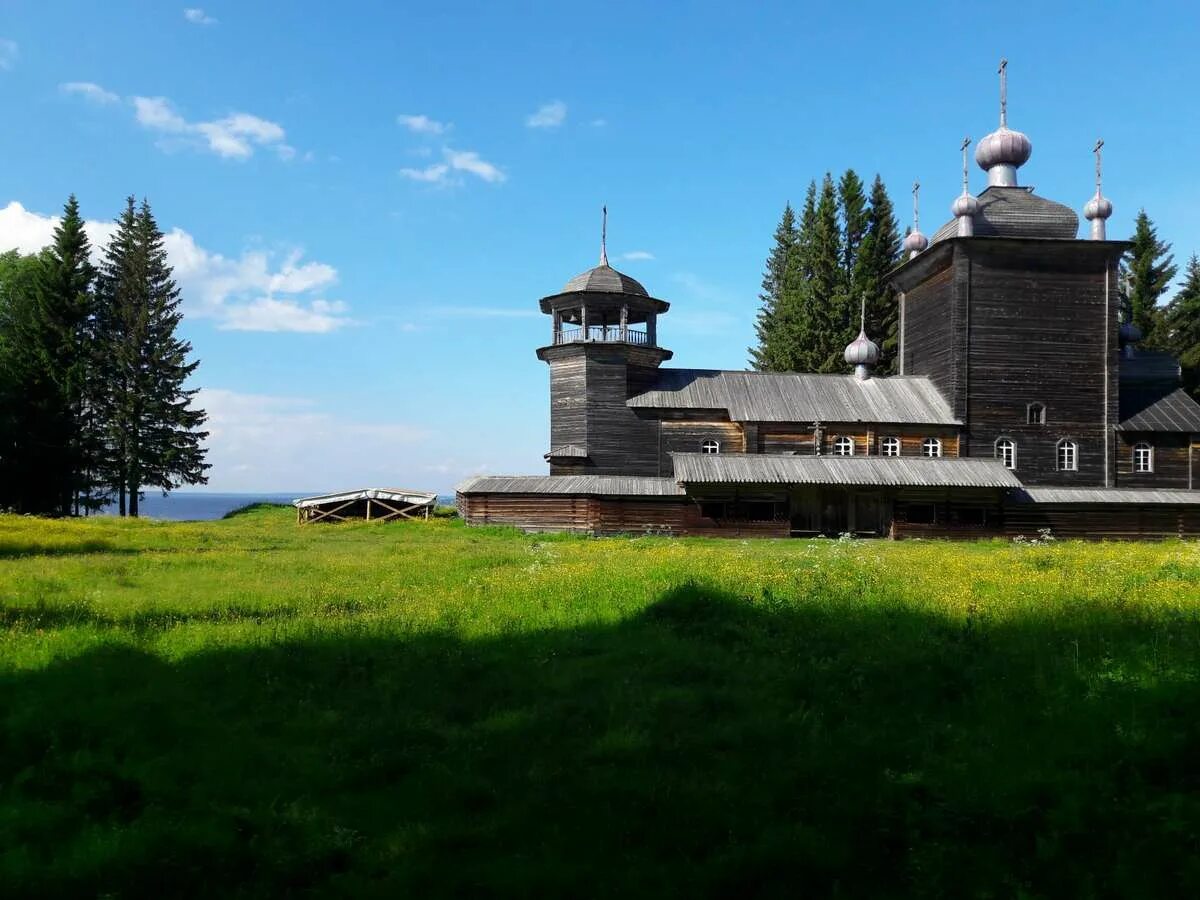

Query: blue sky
<box><xmin>1</xmin><ymin>1</ymin><xmax>1199</xmax><ymax>492</ymax></box>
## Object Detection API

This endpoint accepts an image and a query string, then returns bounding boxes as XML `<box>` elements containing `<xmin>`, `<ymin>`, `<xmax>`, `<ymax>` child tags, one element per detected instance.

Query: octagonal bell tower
<box><xmin>536</xmin><ymin>212</ymin><xmax>672</xmax><ymax>475</ymax></box>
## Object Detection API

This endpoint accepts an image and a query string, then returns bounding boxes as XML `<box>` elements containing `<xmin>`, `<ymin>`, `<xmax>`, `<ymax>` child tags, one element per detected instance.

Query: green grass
<box><xmin>3</xmin><ymin>508</ymin><xmax>1200</xmax><ymax>897</ymax></box>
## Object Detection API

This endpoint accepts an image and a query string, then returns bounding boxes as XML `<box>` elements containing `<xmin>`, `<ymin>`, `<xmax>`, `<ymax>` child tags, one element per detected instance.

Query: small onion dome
<box><xmin>951</xmin><ymin>192</ymin><xmax>979</xmax><ymax>218</ymax></box>
<box><xmin>1119</xmin><ymin>321</ymin><xmax>1142</xmax><ymax>345</ymax></box>
<box><xmin>1083</xmin><ymin>193</ymin><xmax>1113</xmax><ymax>222</ymax></box>
<box><xmin>844</xmin><ymin>329</ymin><xmax>880</xmax><ymax>367</ymax></box>
<box><xmin>903</xmin><ymin>229</ymin><xmax>929</xmax><ymax>255</ymax></box>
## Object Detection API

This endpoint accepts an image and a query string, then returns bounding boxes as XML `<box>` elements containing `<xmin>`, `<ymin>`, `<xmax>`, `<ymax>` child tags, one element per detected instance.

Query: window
<box><xmin>881</xmin><ymin>436</ymin><xmax>900</xmax><ymax>457</ymax></box>
<box><xmin>995</xmin><ymin>438</ymin><xmax>1017</xmax><ymax>470</ymax></box>
<box><xmin>833</xmin><ymin>436</ymin><xmax>855</xmax><ymax>456</ymax></box>
<box><xmin>1027</xmin><ymin>402</ymin><xmax>1046</xmax><ymax>425</ymax></box>
<box><xmin>922</xmin><ymin>437</ymin><xmax>942</xmax><ymax>458</ymax></box>
<box><xmin>956</xmin><ymin>507</ymin><xmax>988</xmax><ymax>527</ymax></box>
<box><xmin>1057</xmin><ymin>439</ymin><xmax>1078</xmax><ymax>472</ymax></box>
<box><xmin>1134</xmin><ymin>441</ymin><xmax>1154</xmax><ymax>473</ymax></box>
<box><xmin>700</xmin><ymin>500</ymin><xmax>727</xmax><ymax>519</ymax></box>
<box><xmin>700</xmin><ymin>440</ymin><xmax>720</xmax><ymax>455</ymax></box>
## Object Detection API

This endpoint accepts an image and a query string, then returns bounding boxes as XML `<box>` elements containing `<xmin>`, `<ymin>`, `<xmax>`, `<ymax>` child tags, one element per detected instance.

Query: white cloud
<box><xmin>619</xmin><ymin>250</ymin><xmax>655</xmax><ymax>261</ymax></box>
<box><xmin>184</xmin><ymin>8</ymin><xmax>218</xmax><ymax>25</ymax></box>
<box><xmin>526</xmin><ymin>100</ymin><xmax>567</xmax><ymax>129</ymax></box>
<box><xmin>132</xmin><ymin>96</ymin><xmax>291</xmax><ymax>160</ymax></box>
<box><xmin>400</xmin><ymin>148</ymin><xmax>505</xmax><ymax>185</ymax></box>
<box><xmin>0</xmin><ymin>201</ymin><xmax>351</xmax><ymax>333</ymax></box>
<box><xmin>0</xmin><ymin>39</ymin><xmax>17</xmax><ymax>71</ymax></box>
<box><xmin>398</xmin><ymin>113</ymin><xmax>448</xmax><ymax>135</ymax></box>
<box><xmin>60</xmin><ymin>81</ymin><xmax>121</xmax><ymax>104</ymax></box>
<box><xmin>199</xmin><ymin>389</ymin><xmax>432</xmax><ymax>491</ymax></box>
<box><xmin>220</xmin><ymin>298</ymin><xmax>349</xmax><ymax>333</ymax></box>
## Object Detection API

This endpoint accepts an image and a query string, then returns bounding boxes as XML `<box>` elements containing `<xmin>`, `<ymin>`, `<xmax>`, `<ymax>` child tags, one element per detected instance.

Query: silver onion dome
<box><xmin>1084</xmin><ymin>139</ymin><xmax>1113</xmax><ymax>239</ymax></box>
<box><xmin>845</xmin><ymin>295</ymin><xmax>880</xmax><ymax>379</ymax></box>
<box><xmin>903</xmin><ymin>229</ymin><xmax>929</xmax><ymax>255</ymax></box>
<box><xmin>976</xmin><ymin>59</ymin><xmax>1032</xmax><ymax>187</ymax></box>
<box><xmin>975</xmin><ymin>128</ymin><xmax>1033</xmax><ymax>186</ymax></box>
<box><xmin>951</xmin><ymin>192</ymin><xmax>980</xmax><ymax>218</ymax></box>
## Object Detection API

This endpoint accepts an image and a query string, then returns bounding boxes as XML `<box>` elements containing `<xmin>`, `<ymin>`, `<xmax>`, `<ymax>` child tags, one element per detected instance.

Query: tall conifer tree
<box><xmin>1164</xmin><ymin>254</ymin><xmax>1200</xmax><ymax>401</ymax></box>
<box><xmin>96</xmin><ymin>198</ymin><xmax>209</xmax><ymax>516</ymax></box>
<box><xmin>854</xmin><ymin>175</ymin><xmax>902</xmax><ymax>374</ymax></box>
<box><xmin>1123</xmin><ymin>209</ymin><xmax>1177</xmax><ymax>347</ymax></box>
<box><xmin>750</xmin><ymin>204</ymin><xmax>799</xmax><ymax>370</ymax></box>
<box><xmin>31</xmin><ymin>195</ymin><xmax>102</xmax><ymax>513</ymax></box>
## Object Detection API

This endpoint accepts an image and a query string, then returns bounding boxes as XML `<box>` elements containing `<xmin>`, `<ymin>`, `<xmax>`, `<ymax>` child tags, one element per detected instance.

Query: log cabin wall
<box><xmin>1115</xmin><ymin>432</ymin><xmax>1193</xmax><ymax>489</ymax></box>
<box><xmin>657</xmin><ymin>420</ymin><xmax>744</xmax><ymax>472</ymax></box>
<box><xmin>958</xmin><ymin>241</ymin><xmax>1122</xmax><ymax>487</ymax></box>
<box><xmin>543</xmin><ymin>344</ymin><xmax>666</xmax><ymax>476</ymax></box>
<box><xmin>757</xmin><ymin>426</ymin><xmax>960</xmax><ymax>457</ymax></box>
<box><xmin>1002</xmin><ymin>502</ymin><xmax>1200</xmax><ymax>540</ymax></box>
<box><xmin>900</xmin><ymin>261</ymin><xmax>959</xmax><ymax>410</ymax></box>
<box><xmin>889</xmin><ymin>487</ymin><xmax>1005</xmax><ymax>540</ymax></box>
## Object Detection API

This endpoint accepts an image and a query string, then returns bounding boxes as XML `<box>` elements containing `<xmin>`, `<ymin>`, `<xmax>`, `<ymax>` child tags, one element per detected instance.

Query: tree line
<box><xmin>750</xmin><ymin>171</ymin><xmax>901</xmax><ymax>375</ymax></box>
<box><xmin>0</xmin><ymin>196</ymin><xmax>208</xmax><ymax>516</ymax></box>
<box><xmin>750</xmin><ymin>178</ymin><xmax>1200</xmax><ymax>401</ymax></box>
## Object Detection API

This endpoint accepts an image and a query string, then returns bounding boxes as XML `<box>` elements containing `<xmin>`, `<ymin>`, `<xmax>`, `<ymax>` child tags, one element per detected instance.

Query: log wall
<box><xmin>1115</xmin><ymin>433</ymin><xmax>1192</xmax><ymax>489</ymax></box>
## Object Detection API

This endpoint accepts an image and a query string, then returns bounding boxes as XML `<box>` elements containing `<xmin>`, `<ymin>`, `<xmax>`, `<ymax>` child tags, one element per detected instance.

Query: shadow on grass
<box><xmin>0</xmin><ymin>539</ymin><xmax>131</xmax><ymax>559</ymax></box>
<box><xmin>3</xmin><ymin>583</ymin><xmax>1200</xmax><ymax>897</ymax></box>
<box><xmin>0</xmin><ymin>602</ymin><xmax>303</xmax><ymax>631</ymax></box>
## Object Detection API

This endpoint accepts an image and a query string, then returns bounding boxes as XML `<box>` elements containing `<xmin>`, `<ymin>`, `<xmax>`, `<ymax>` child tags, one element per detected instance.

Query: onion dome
<box><xmin>903</xmin><ymin>229</ymin><xmax>929</xmax><ymax>256</ymax></box>
<box><xmin>845</xmin><ymin>295</ymin><xmax>881</xmax><ymax>380</ymax></box>
<box><xmin>976</xmin><ymin>59</ymin><xmax>1032</xmax><ymax>187</ymax></box>
<box><xmin>951</xmin><ymin>193</ymin><xmax>980</xmax><ymax>218</ymax></box>
<box><xmin>951</xmin><ymin>138</ymin><xmax>979</xmax><ymax>236</ymax></box>
<box><xmin>1119</xmin><ymin>320</ymin><xmax>1142</xmax><ymax>346</ymax></box>
<box><xmin>1083</xmin><ymin>139</ymin><xmax>1113</xmax><ymax>240</ymax></box>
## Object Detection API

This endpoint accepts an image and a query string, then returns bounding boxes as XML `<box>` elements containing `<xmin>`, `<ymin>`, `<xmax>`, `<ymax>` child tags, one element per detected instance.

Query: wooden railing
<box><xmin>554</xmin><ymin>326</ymin><xmax>650</xmax><ymax>345</ymax></box>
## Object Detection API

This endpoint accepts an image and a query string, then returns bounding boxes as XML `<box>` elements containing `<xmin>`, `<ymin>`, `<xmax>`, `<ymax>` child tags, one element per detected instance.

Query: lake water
<box><xmin>99</xmin><ymin>492</ymin><xmax>456</xmax><ymax>521</ymax></box>
<box><xmin>99</xmin><ymin>492</ymin><xmax>308</xmax><ymax>521</ymax></box>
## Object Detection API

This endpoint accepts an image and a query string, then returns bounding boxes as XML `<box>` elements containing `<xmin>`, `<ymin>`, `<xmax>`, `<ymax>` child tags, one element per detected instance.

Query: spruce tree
<box><xmin>1123</xmin><ymin>210</ymin><xmax>1177</xmax><ymax>347</ymax></box>
<box><xmin>854</xmin><ymin>175</ymin><xmax>902</xmax><ymax>374</ymax></box>
<box><xmin>1164</xmin><ymin>254</ymin><xmax>1200</xmax><ymax>401</ymax></box>
<box><xmin>839</xmin><ymin>170</ymin><xmax>869</xmax><ymax>294</ymax></box>
<box><xmin>0</xmin><ymin>250</ymin><xmax>49</xmax><ymax>511</ymax></box>
<box><xmin>31</xmin><ymin>195</ymin><xmax>103</xmax><ymax>514</ymax></box>
<box><xmin>96</xmin><ymin>198</ymin><xmax>209</xmax><ymax>516</ymax></box>
<box><xmin>807</xmin><ymin>173</ymin><xmax>845</xmax><ymax>372</ymax></box>
<box><xmin>750</xmin><ymin>204</ymin><xmax>798</xmax><ymax>370</ymax></box>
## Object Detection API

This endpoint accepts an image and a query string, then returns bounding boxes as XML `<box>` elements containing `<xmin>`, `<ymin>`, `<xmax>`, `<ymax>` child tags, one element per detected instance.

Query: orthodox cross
<box><xmin>912</xmin><ymin>181</ymin><xmax>921</xmax><ymax>232</ymax></box>
<box><xmin>998</xmin><ymin>57</ymin><xmax>1008</xmax><ymax>126</ymax></box>
<box><xmin>960</xmin><ymin>136</ymin><xmax>972</xmax><ymax>193</ymax></box>
<box><xmin>1093</xmin><ymin>138</ymin><xmax>1104</xmax><ymax>192</ymax></box>
<box><xmin>859</xmin><ymin>292</ymin><xmax>868</xmax><ymax>336</ymax></box>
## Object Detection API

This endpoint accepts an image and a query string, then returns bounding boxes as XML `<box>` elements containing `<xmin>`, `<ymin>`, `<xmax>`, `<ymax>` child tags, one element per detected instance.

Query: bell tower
<box><xmin>536</xmin><ymin>210</ymin><xmax>672</xmax><ymax>475</ymax></box>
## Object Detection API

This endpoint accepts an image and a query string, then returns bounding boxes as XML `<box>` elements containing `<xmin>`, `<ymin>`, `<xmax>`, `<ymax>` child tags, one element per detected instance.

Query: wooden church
<box><xmin>458</xmin><ymin>65</ymin><xmax>1200</xmax><ymax>539</ymax></box>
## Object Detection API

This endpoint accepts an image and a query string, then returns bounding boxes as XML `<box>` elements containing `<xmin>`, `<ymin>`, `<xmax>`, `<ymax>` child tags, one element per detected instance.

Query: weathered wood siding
<box><xmin>757</xmin><ymin>427</ymin><xmax>959</xmax><ymax>457</ymax></box>
<box><xmin>960</xmin><ymin>243</ymin><xmax>1120</xmax><ymax>487</ymax></box>
<box><xmin>658</xmin><ymin>420</ymin><xmax>744</xmax><ymax>472</ymax></box>
<box><xmin>900</xmin><ymin>262</ymin><xmax>958</xmax><ymax>407</ymax></box>
<box><xmin>1002</xmin><ymin>502</ymin><xmax>1200</xmax><ymax>540</ymax></box>
<box><xmin>1115</xmin><ymin>433</ymin><xmax>1192</xmax><ymax>489</ymax></box>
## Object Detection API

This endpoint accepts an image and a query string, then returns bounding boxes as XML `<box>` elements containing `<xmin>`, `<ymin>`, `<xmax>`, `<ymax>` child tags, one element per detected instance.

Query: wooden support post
<box><xmin>366</xmin><ymin>498</ymin><xmax>372</xmax><ymax>521</ymax></box>
<box><xmin>647</xmin><ymin>312</ymin><xmax>656</xmax><ymax>346</ymax></box>
<box><xmin>620</xmin><ymin>304</ymin><xmax>628</xmax><ymax>342</ymax></box>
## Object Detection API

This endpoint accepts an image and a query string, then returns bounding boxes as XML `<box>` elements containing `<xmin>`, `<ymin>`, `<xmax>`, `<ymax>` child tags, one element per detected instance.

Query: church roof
<box><xmin>671</xmin><ymin>454</ymin><xmax>1020</xmax><ymax>489</ymax></box>
<box><xmin>456</xmin><ymin>475</ymin><xmax>684</xmax><ymax>497</ymax></box>
<box><xmin>930</xmin><ymin>186</ymin><xmax>1078</xmax><ymax>243</ymax></box>
<box><xmin>628</xmin><ymin>370</ymin><xmax>959</xmax><ymax>425</ymax></box>
<box><xmin>562</xmin><ymin>264</ymin><xmax>648</xmax><ymax>296</ymax></box>
<box><xmin>1118</xmin><ymin>387</ymin><xmax>1200</xmax><ymax>432</ymax></box>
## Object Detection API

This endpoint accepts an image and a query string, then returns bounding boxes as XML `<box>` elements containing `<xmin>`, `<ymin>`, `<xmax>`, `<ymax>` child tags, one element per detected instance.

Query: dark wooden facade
<box><xmin>893</xmin><ymin>238</ymin><xmax>1125</xmax><ymax>487</ymax></box>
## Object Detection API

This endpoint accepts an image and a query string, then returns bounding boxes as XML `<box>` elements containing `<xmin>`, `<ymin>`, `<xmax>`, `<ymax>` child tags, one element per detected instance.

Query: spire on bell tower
<box><xmin>600</xmin><ymin>205</ymin><xmax>608</xmax><ymax>266</ymax></box>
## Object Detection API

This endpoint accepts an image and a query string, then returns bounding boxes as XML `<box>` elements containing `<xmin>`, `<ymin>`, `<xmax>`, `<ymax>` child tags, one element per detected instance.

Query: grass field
<box><xmin>3</xmin><ymin>507</ymin><xmax>1200</xmax><ymax>897</ymax></box>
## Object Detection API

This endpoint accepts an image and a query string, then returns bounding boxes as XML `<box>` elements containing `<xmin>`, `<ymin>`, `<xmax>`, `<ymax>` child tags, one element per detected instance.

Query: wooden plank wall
<box><xmin>758</xmin><ymin>427</ymin><xmax>959</xmax><ymax>457</ymax></box>
<box><xmin>1115</xmin><ymin>432</ymin><xmax>1191</xmax><ymax>489</ymax></box>
<box><xmin>900</xmin><ymin>263</ymin><xmax>957</xmax><ymax>404</ymax></box>
<box><xmin>960</xmin><ymin>244</ymin><xmax>1118</xmax><ymax>486</ymax></box>
<box><xmin>1003</xmin><ymin>503</ymin><xmax>1200</xmax><ymax>540</ymax></box>
<box><xmin>658</xmin><ymin>420</ymin><xmax>744</xmax><ymax>471</ymax></box>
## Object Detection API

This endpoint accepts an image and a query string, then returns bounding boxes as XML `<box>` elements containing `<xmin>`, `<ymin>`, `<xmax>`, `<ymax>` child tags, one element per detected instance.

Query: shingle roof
<box><xmin>671</xmin><ymin>453</ymin><xmax>1021</xmax><ymax>488</ymax></box>
<box><xmin>561</xmin><ymin>264</ymin><xmax>648</xmax><ymax>296</ymax></box>
<box><xmin>930</xmin><ymin>186</ymin><xmax>1079</xmax><ymax>243</ymax></box>
<box><xmin>455</xmin><ymin>475</ymin><xmax>684</xmax><ymax>496</ymax></box>
<box><xmin>628</xmin><ymin>370</ymin><xmax>959</xmax><ymax>425</ymax></box>
<box><xmin>1011</xmin><ymin>487</ymin><xmax>1200</xmax><ymax>505</ymax></box>
<box><xmin>1117</xmin><ymin>387</ymin><xmax>1200</xmax><ymax>432</ymax></box>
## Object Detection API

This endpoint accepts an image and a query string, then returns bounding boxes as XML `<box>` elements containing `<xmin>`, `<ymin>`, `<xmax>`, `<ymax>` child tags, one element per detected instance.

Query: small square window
<box><xmin>881</xmin><ymin>437</ymin><xmax>900</xmax><ymax>457</ymax></box>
